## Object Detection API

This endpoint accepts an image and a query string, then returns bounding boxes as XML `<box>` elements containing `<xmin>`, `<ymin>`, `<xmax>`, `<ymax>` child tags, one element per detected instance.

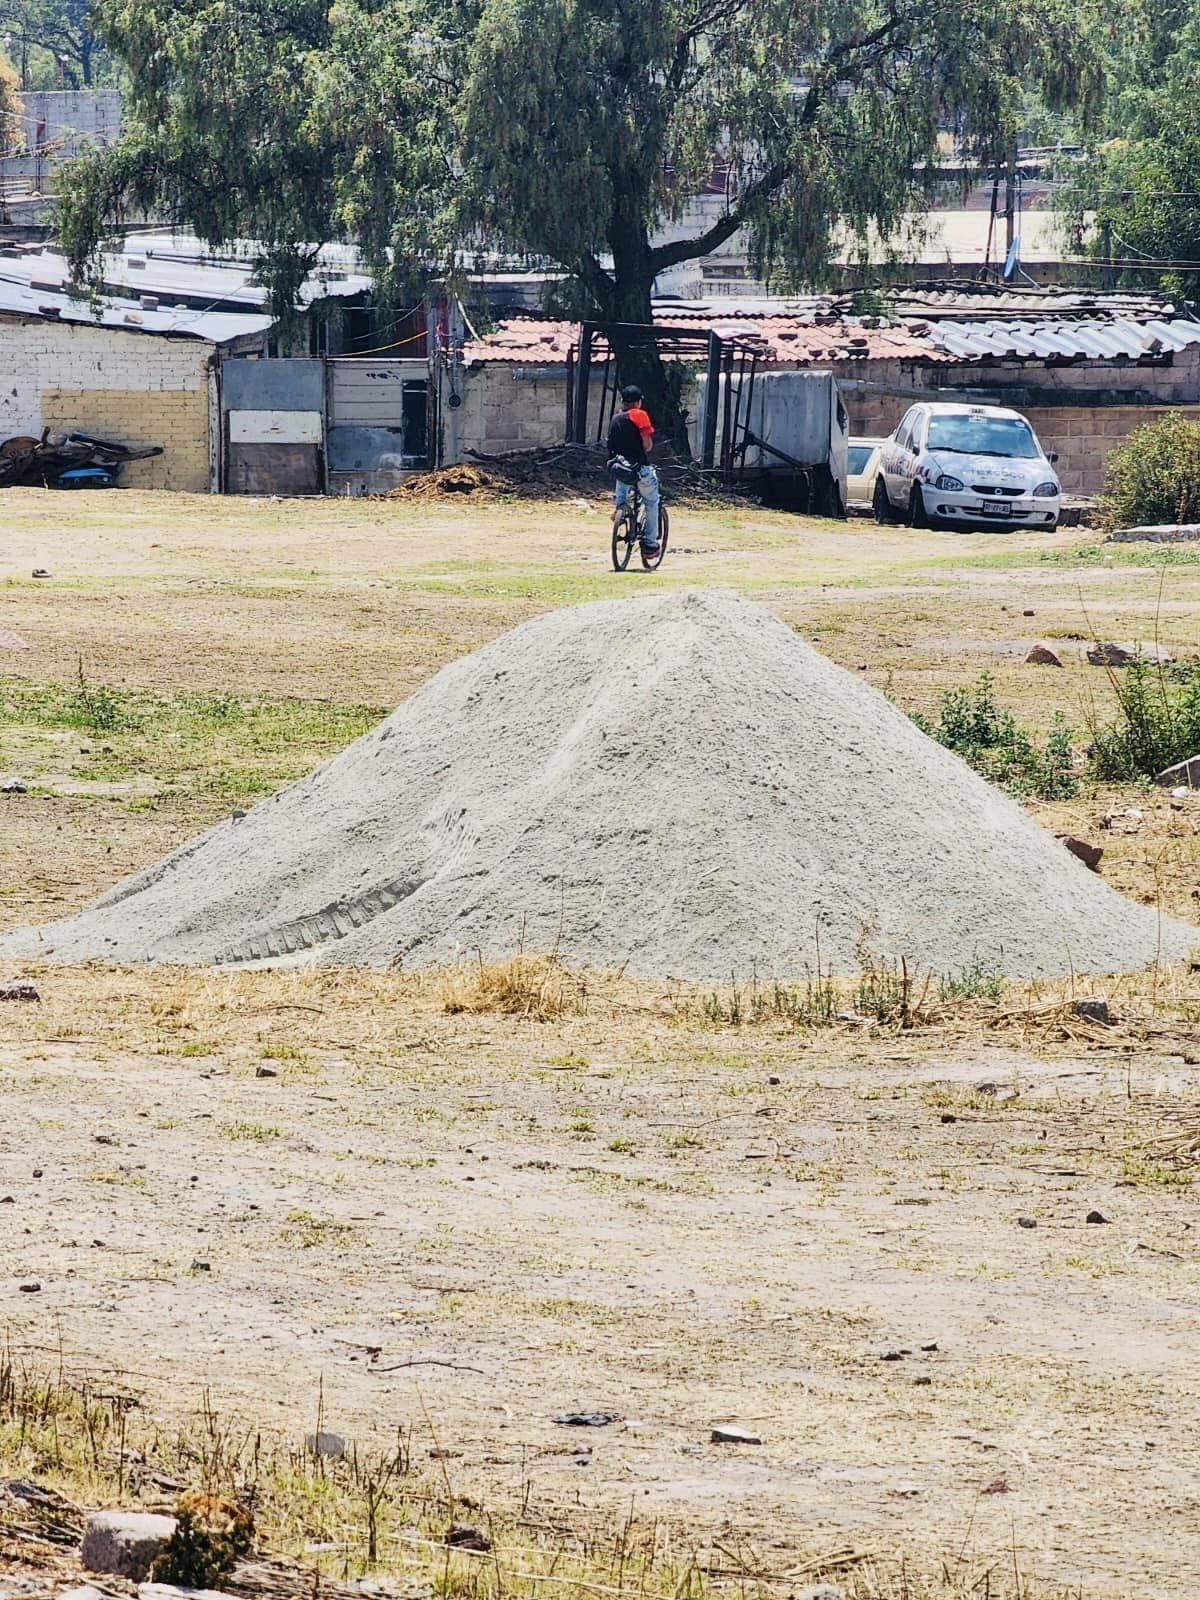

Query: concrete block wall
<box><xmin>458</xmin><ymin>368</ymin><xmax>609</xmax><ymax>453</ymax></box>
<box><xmin>0</xmin><ymin>316</ymin><xmax>213</xmax><ymax>491</ymax></box>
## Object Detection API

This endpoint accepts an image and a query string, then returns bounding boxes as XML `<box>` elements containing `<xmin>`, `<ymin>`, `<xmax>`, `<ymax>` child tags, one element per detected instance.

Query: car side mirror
<box><xmin>1047</xmin><ymin>450</ymin><xmax>1059</xmax><ymax>464</ymax></box>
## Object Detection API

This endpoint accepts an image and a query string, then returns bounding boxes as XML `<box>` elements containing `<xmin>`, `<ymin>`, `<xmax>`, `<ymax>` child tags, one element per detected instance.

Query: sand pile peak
<box><xmin>4</xmin><ymin>590</ymin><xmax>1196</xmax><ymax>979</ymax></box>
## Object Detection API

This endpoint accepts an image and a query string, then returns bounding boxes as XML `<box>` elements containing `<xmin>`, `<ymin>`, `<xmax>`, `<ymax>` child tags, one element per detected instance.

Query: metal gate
<box><xmin>327</xmin><ymin>359</ymin><xmax>429</xmax><ymax>495</ymax></box>
<box><xmin>222</xmin><ymin>358</ymin><xmax>325</xmax><ymax>495</ymax></box>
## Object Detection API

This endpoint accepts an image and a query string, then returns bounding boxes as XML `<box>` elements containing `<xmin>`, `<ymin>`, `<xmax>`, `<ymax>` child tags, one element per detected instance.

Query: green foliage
<box><xmin>1088</xmin><ymin>656</ymin><xmax>1200</xmax><ymax>779</ymax></box>
<box><xmin>59</xmin><ymin>0</ymin><xmax>1103</xmax><ymax>426</ymax></box>
<box><xmin>1098</xmin><ymin>412</ymin><xmax>1200</xmax><ymax>534</ymax></box>
<box><xmin>703</xmin><ymin>971</ymin><xmax>838</xmax><ymax>1027</ymax></box>
<box><xmin>0</xmin><ymin>0</ymin><xmax>114</xmax><ymax>91</ymax></box>
<box><xmin>854</xmin><ymin>952</ymin><xmax>915</xmax><ymax>1025</ymax></box>
<box><xmin>1055</xmin><ymin>4</ymin><xmax>1200</xmax><ymax>292</ymax></box>
<box><xmin>938</xmin><ymin>957</ymin><xmax>1004</xmax><ymax>1002</ymax></box>
<box><xmin>152</xmin><ymin>1497</ymin><xmax>254</xmax><ymax>1589</ymax></box>
<box><xmin>913</xmin><ymin>672</ymin><xmax>1078</xmax><ymax>800</ymax></box>
<box><xmin>72</xmin><ymin>659</ymin><xmax>139</xmax><ymax>732</ymax></box>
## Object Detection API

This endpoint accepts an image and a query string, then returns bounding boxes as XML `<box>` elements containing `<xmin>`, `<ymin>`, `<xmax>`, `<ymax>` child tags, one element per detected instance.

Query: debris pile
<box><xmin>386</xmin><ymin>443</ymin><xmax>735</xmax><ymax>504</ymax></box>
<box><xmin>3</xmin><ymin>592</ymin><xmax>1196</xmax><ymax>979</ymax></box>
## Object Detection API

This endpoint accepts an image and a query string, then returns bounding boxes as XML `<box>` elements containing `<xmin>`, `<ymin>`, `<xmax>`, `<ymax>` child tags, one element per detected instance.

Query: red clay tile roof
<box><xmin>462</xmin><ymin>315</ymin><xmax>951</xmax><ymax>366</ymax></box>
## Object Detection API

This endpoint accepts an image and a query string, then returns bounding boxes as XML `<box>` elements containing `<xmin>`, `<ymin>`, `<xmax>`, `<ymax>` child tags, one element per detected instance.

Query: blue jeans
<box><xmin>615</xmin><ymin>465</ymin><xmax>660</xmax><ymax>549</ymax></box>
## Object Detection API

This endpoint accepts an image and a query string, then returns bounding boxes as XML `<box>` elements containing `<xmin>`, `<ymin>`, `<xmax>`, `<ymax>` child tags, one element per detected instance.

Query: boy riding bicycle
<box><xmin>606</xmin><ymin>384</ymin><xmax>661</xmax><ymax>567</ymax></box>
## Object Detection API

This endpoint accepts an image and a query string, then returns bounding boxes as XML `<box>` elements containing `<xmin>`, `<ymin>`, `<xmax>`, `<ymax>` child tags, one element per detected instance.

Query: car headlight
<box><xmin>935</xmin><ymin>474</ymin><xmax>964</xmax><ymax>492</ymax></box>
<box><xmin>1033</xmin><ymin>481</ymin><xmax>1059</xmax><ymax>498</ymax></box>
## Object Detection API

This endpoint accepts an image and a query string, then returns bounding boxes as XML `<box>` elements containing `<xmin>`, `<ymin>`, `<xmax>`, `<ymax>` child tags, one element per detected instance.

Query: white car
<box><xmin>846</xmin><ymin>437</ymin><xmax>885</xmax><ymax>505</ymax></box>
<box><xmin>872</xmin><ymin>402</ymin><xmax>1061</xmax><ymax>531</ymax></box>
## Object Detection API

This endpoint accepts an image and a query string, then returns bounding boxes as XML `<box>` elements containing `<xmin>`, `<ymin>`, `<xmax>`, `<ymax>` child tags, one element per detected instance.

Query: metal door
<box><xmin>222</xmin><ymin>359</ymin><xmax>325</xmax><ymax>495</ymax></box>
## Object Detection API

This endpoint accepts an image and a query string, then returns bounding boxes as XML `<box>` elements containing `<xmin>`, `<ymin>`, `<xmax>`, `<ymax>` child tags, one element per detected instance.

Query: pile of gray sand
<box><xmin>4</xmin><ymin>591</ymin><xmax>1195</xmax><ymax>980</ymax></box>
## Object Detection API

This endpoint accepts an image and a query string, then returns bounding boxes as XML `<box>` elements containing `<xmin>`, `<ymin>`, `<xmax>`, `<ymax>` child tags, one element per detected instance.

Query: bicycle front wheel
<box><xmin>612</xmin><ymin>505</ymin><xmax>636</xmax><ymax>571</ymax></box>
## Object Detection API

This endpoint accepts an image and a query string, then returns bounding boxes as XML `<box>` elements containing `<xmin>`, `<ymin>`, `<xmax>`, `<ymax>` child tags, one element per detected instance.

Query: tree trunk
<box><xmin>602</xmin><ymin>192</ymin><xmax>693</xmax><ymax>459</ymax></box>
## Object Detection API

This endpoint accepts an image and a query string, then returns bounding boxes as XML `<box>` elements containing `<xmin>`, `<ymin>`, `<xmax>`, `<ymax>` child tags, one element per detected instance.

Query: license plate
<box><xmin>980</xmin><ymin>501</ymin><xmax>1012</xmax><ymax>515</ymax></box>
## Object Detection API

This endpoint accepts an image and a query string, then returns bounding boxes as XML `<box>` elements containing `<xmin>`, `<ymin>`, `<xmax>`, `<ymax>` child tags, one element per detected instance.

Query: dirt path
<box><xmin>1</xmin><ymin>966</ymin><xmax>1198</xmax><ymax>1596</ymax></box>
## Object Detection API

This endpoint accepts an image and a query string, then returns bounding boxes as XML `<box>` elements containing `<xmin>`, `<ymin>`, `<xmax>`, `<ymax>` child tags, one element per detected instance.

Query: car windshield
<box><xmin>847</xmin><ymin>445</ymin><xmax>875</xmax><ymax>473</ymax></box>
<box><xmin>926</xmin><ymin>414</ymin><xmax>1039</xmax><ymax>459</ymax></box>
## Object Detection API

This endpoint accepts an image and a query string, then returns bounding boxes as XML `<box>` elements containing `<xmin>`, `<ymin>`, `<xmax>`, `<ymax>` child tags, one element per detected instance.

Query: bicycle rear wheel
<box><xmin>611</xmin><ymin>504</ymin><xmax>636</xmax><ymax>571</ymax></box>
<box><xmin>642</xmin><ymin>502</ymin><xmax>669</xmax><ymax>570</ymax></box>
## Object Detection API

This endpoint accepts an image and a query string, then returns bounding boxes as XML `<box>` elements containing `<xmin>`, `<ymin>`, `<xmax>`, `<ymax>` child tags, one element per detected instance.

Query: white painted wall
<box><xmin>0</xmin><ymin>314</ymin><xmax>210</xmax><ymax>438</ymax></box>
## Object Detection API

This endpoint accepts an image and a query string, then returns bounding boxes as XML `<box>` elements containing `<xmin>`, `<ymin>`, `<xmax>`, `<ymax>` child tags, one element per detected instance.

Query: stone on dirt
<box><xmin>4</xmin><ymin>592</ymin><xmax>1197</xmax><ymax>981</ymax></box>
<box><xmin>1024</xmin><ymin>644</ymin><xmax>1063</xmax><ymax>666</ymax></box>
<box><xmin>81</xmin><ymin>1510</ymin><xmax>178</xmax><ymax>1581</ymax></box>
<box><xmin>1060</xmin><ymin>835</ymin><xmax>1103</xmax><ymax>871</ymax></box>
<box><xmin>710</xmin><ymin>1425</ymin><xmax>762</xmax><ymax>1444</ymax></box>
<box><xmin>1088</xmin><ymin>640</ymin><xmax>1173</xmax><ymax>667</ymax></box>
<box><xmin>140</xmin><ymin>1585</ymin><xmax>235</xmax><ymax>1600</ymax></box>
<box><xmin>1071</xmin><ymin>998</ymin><xmax>1112</xmax><ymax>1025</ymax></box>
<box><xmin>304</xmin><ymin>1430</ymin><xmax>345</xmax><ymax>1459</ymax></box>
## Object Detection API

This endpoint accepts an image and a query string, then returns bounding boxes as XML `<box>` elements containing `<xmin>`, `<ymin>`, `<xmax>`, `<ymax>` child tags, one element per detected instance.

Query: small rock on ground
<box><xmin>795</xmin><ymin>1587</ymin><xmax>845</xmax><ymax>1600</ymax></box>
<box><xmin>1059</xmin><ymin>835</ymin><xmax>1103</xmax><ymax>871</ymax></box>
<box><xmin>140</xmin><ymin>1584</ymin><xmax>236</xmax><ymax>1600</ymax></box>
<box><xmin>81</xmin><ymin>1510</ymin><xmax>178</xmax><ymax>1581</ymax></box>
<box><xmin>305</xmin><ymin>1430</ymin><xmax>345</xmax><ymax>1459</ymax></box>
<box><xmin>1071</xmin><ymin>998</ymin><xmax>1112</xmax><ymax>1025</ymax></box>
<box><xmin>710</xmin><ymin>1425</ymin><xmax>762</xmax><ymax>1444</ymax></box>
<box><xmin>446</xmin><ymin>1523</ymin><xmax>491</xmax><ymax>1551</ymax></box>
<box><xmin>1025</xmin><ymin>644</ymin><xmax>1063</xmax><ymax>666</ymax></box>
<box><xmin>1088</xmin><ymin>640</ymin><xmax>1173</xmax><ymax>667</ymax></box>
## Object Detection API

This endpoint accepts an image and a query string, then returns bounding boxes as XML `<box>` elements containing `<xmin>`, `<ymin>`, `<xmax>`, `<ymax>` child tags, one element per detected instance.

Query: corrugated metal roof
<box><xmin>0</xmin><ymin>271</ymin><xmax>273</xmax><ymax>343</ymax></box>
<box><xmin>0</xmin><ymin>233</ymin><xmax>371</xmax><ymax>321</ymax></box>
<box><xmin>929</xmin><ymin>316</ymin><xmax>1200</xmax><ymax>360</ymax></box>
<box><xmin>660</xmin><ymin>287</ymin><xmax>1178</xmax><ymax>322</ymax></box>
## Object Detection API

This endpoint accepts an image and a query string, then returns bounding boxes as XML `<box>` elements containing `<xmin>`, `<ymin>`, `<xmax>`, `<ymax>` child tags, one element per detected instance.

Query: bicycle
<box><xmin>609</xmin><ymin>459</ymin><xmax>670</xmax><ymax>572</ymax></box>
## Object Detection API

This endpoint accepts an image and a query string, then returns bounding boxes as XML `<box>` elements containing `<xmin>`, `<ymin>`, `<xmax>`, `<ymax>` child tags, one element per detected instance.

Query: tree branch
<box><xmin>576</xmin><ymin>249</ymin><xmax>615</xmax><ymax>313</ymax></box>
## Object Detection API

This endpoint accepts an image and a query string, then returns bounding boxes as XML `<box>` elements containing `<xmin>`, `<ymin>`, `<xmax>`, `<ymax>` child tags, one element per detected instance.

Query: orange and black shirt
<box><xmin>607</xmin><ymin>406</ymin><xmax>654</xmax><ymax>467</ymax></box>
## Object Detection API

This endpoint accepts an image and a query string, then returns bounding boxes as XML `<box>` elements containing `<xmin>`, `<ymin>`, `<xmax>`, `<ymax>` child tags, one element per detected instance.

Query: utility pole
<box><xmin>1004</xmin><ymin>141</ymin><xmax>1018</xmax><ymax>256</ymax></box>
<box><xmin>1100</xmin><ymin>217</ymin><xmax>1116</xmax><ymax>291</ymax></box>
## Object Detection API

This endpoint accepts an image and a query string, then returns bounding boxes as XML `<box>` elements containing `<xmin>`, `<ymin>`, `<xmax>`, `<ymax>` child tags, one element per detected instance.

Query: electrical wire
<box><xmin>328</xmin><ymin>325</ymin><xmax>426</xmax><ymax>358</ymax></box>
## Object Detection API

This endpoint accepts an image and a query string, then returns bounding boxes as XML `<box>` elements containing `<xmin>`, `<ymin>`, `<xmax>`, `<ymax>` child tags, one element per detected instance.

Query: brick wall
<box><xmin>0</xmin><ymin>315</ymin><xmax>214</xmax><ymax>491</ymax></box>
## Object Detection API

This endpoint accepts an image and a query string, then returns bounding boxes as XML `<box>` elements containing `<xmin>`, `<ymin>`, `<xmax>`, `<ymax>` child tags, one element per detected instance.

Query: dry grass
<box><xmin>439</xmin><ymin>954</ymin><xmax>590</xmax><ymax>1020</ymax></box>
<box><xmin>0</xmin><ymin>1356</ymin><xmax>1078</xmax><ymax>1600</ymax></box>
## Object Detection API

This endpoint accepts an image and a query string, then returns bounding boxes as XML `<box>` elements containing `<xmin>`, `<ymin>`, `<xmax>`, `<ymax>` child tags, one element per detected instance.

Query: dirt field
<box><xmin>2</xmin><ymin>488</ymin><xmax>1200</xmax><ymax>1599</ymax></box>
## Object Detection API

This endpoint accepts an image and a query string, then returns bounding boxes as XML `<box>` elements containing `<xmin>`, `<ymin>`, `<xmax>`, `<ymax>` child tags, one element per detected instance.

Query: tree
<box><xmin>1058</xmin><ymin>3</ymin><xmax>1200</xmax><ymax>297</ymax></box>
<box><xmin>0</xmin><ymin>54</ymin><xmax>22</xmax><ymax>154</ymax></box>
<box><xmin>0</xmin><ymin>0</ymin><xmax>111</xmax><ymax>88</ymax></box>
<box><xmin>61</xmin><ymin>0</ymin><xmax>1103</xmax><ymax>442</ymax></box>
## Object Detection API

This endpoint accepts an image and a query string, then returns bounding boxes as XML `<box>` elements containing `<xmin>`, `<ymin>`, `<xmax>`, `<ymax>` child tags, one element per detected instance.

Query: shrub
<box><xmin>152</xmin><ymin>1494</ymin><xmax>254</xmax><ymax>1588</ymax></box>
<box><xmin>913</xmin><ymin>673</ymin><xmax>1078</xmax><ymax>800</ymax></box>
<box><xmin>1088</xmin><ymin>655</ymin><xmax>1200</xmax><ymax>779</ymax></box>
<box><xmin>1099</xmin><ymin>411</ymin><xmax>1200</xmax><ymax>533</ymax></box>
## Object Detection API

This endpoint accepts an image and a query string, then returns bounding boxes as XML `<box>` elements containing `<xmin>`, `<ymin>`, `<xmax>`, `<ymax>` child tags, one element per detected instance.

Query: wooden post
<box><xmin>571</xmin><ymin>325</ymin><xmax>593</xmax><ymax>444</ymax></box>
<box><xmin>700</xmin><ymin>331</ymin><xmax>721</xmax><ymax>469</ymax></box>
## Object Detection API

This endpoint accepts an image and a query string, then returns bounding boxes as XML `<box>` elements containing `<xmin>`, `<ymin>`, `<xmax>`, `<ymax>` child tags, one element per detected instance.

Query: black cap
<box><xmin>620</xmin><ymin>384</ymin><xmax>643</xmax><ymax>402</ymax></box>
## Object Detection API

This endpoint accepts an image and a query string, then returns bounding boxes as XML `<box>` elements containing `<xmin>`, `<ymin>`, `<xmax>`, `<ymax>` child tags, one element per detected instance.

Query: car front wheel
<box><xmin>872</xmin><ymin>477</ymin><xmax>895</xmax><ymax>524</ymax></box>
<box><xmin>907</xmin><ymin>486</ymin><xmax>928</xmax><ymax>528</ymax></box>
